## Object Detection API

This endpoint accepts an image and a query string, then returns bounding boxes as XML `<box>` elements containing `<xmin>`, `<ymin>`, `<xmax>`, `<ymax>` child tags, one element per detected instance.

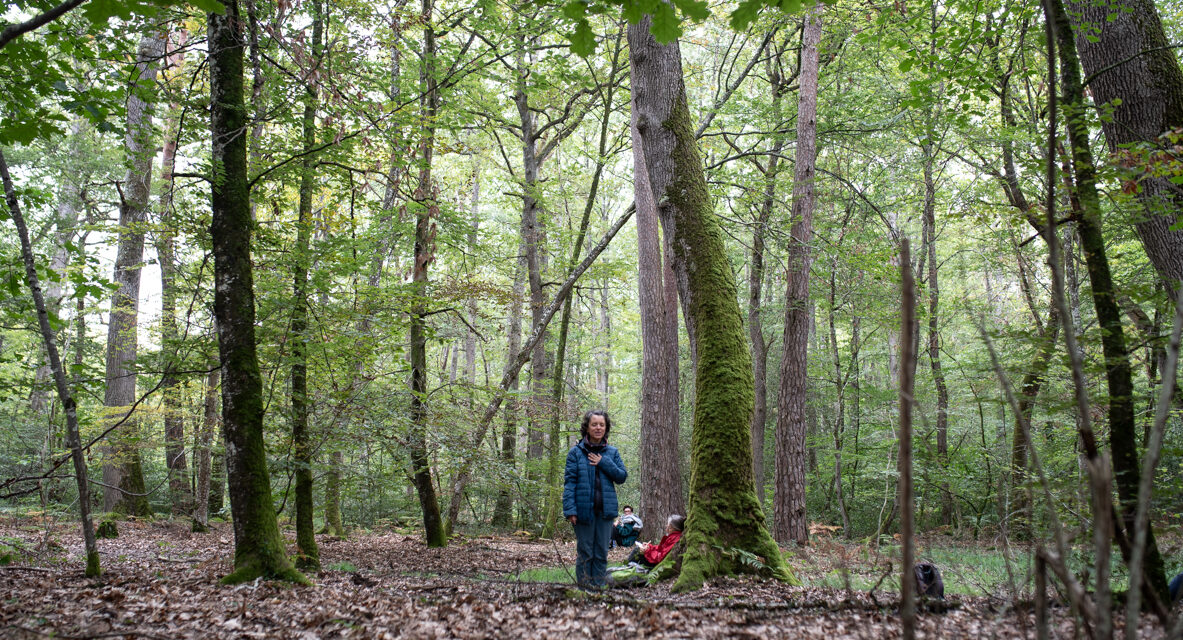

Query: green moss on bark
<box><xmin>85</xmin><ymin>551</ymin><xmax>101</xmax><ymax>577</ymax></box>
<box><xmin>656</xmin><ymin>94</ymin><xmax>798</xmax><ymax>593</ymax></box>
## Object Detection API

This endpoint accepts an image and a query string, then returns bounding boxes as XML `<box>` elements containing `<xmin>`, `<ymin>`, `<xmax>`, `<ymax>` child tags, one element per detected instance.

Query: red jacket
<box><xmin>643</xmin><ymin>530</ymin><xmax>682</xmax><ymax>565</ymax></box>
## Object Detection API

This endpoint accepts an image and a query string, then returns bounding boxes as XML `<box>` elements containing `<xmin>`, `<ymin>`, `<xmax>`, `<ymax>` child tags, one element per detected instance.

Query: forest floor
<box><xmin>0</xmin><ymin>517</ymin><xmax>1169</xmax><ymax>639</ymax></box>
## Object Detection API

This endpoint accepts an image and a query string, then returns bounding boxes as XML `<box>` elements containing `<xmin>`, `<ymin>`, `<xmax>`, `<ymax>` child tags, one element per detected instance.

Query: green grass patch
<box><xmin>326</xmin><ymin>561</ymin><xmax>358</xmax><ymax>572</ymax></box>
<box><xmin>513</xmin><ymin>566</ymin><xmax>574</xmax><ymax>583</ymax></box>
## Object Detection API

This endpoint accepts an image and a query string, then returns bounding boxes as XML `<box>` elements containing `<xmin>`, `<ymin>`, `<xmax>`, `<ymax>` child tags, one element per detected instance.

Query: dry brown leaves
<box><xmin>0</xmin><ymin>519</ymin><xmax>1164</xmax><ymax>639</ymax></box>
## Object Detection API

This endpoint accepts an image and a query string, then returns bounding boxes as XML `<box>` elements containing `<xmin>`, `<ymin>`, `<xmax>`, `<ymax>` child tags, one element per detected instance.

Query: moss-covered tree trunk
<box><xmin>628</xmin><ymin>16</ymin><xmax>797</xmax><ymax>593</ymax></box>
<box><xmin>208</xmin><ymin>0</ymin><xmax>307</xmax><ymax>585</ymax></box>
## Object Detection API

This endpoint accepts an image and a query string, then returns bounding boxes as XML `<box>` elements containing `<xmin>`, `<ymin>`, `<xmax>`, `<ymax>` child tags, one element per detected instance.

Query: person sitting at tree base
<box><xmin>607</xmin><ymin>514</ymin><xmax>685</xmax><ymax>587</ymax></box>
<box><xmin>610</xmin><ymin>505</ymin><xmax>643</xmax><ymax>549</ymax></box>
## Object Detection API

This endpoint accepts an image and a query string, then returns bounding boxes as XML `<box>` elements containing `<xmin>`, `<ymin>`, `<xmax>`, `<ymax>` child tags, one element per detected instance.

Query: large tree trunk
<box><xmin>102</xmin><ymin>31</ymin><xmax>165</xmax><ymax>517</ymax></box>
<box><xmin>774</xmin><ymin>8</ymin><xmax>821</xmax><ymax>546</ymax></box>
<box><xmin>634</xmin><ymin>82</ymin><xmax>684</xmax><ymax>543</ymax></box>
<box><xmin>628</xmin><ymin>16</ymin><xmax>796</xmax><ymax>593</ymax></box>
<box><xmin>1</xmin><ymin>150</ymin><xmax>101</xmax><ymax>577</ymax></box>
<box><xmin>1067</xmin><ymin>0</ymin><xmax>1183</xmax><ymax>300</ymax></box>
<box><xmin>1048</xmin><ymin>0</ymin><xmax>1169</xmax><ymax>600</ymax></box>
<box><xmin>208</xmin><ymin>0</ymin><xmax>306</xmax><ymax>584</ymax></box>
<box><xmin>290</xmin><ymin>0</ymin><xmax>323</xmax><ymax>571</ymax></box>
<box><xmin>408</xmin><ymin>0</ymin><xmax>446</xmax><ymax>548</ymax></box>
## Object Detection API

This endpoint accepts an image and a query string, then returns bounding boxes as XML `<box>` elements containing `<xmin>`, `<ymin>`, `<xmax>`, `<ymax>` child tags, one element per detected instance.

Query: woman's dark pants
<box><xmin>574</xmin><ymin>516</ymin><xmax>614</xmax><ymax>588</ymax></box>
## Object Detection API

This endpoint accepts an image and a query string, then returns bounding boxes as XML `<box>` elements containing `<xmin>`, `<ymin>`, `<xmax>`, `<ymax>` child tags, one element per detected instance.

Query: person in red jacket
<box><xmin>628</xmin><ymin>514</ymin><xmax>685</xmax><ymax>568</ymax></box>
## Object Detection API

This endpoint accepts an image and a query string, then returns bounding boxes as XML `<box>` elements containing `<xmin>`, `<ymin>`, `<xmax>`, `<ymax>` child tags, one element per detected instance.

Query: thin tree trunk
<box><xmin>31</xmin><ymin>119</ymin><xmax>86</xmax><ymax>418</ymax></box>
<box><xmin>102</xmin><ymin>31</ymin><xmax>165</xmax><ymax>517</ymax></box>
<box><xmin>158</xmin><ymin>40</ymin><xmax>190</xmax><ymax>517</ymax></box>
<box><xmin>774</xmin><ymin>8</ymin><xmax>821</xmax><ymax>546</ymax></box>
<box><xmin>208</xmin><ymin>0</ymin><xmax>306</xmax><ymax>584</ymax></box>
<box><xmin>515</xmin><ymin>41</ymin><xmax>551</xmax><ymax>527</ymax></box>
<box><xmin>596</xmin><ymin>270</ymin><xmax>612</xmax><ymax>407</ymax></box>
<box><xmin>920</xmin><ymin>145</ymin><xmax>951</xmax><ymax>527</ymax></box>
<box><xmin>899</xmin><ymin>239</ymin><xmax>916</xmax><ymax>640</ymax></box>
<box><xmin>290</xmin><ymin>0</ymin><xmax>323</xmax><ymax>570</ymax></box>
<box><xmin>193</xmin><ymin>364</ymin><xmax>219</xmax><ymax>532</ymax></box>
<box><xmin>408</xmin><ymin>0</ymin><xmax>446</xmax><ymax>548</ymax></box>
<box><xmin>209</xmin><ymin>440</ymin><xmax>226</xmax><ymax>514</ymax></box>
<box><xmin>1</xmin><ymin>150</ymin><xmax>100</xmax><ymax>576</ymax></box>
<box><xmin>491</xmin><ymin>244</ymin><xmax>525</xmax><ymax>529</ymax></box>
<box><xmin>828</xmin><ymin>265</ymin><xmax>850</xmax><ymax>535</ymax></box>
<box><xmin>749</xmin><ymin>47</ymin><xmax>790</xmax><ymax>507</ymax></box>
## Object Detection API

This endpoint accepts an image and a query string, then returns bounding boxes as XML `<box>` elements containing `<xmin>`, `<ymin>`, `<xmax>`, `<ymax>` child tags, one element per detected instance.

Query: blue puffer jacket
<box><xmin>562</xmin><ymin>440</ymin><xmax>627</xmax><ymax>523</ymax></box>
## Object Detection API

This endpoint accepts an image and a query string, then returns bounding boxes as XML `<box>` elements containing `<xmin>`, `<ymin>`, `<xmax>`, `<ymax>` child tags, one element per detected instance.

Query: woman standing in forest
<box><xmin>563</xmin><ymin>410</ymin><xmax>628</xmax><ymax>589</ymax></box>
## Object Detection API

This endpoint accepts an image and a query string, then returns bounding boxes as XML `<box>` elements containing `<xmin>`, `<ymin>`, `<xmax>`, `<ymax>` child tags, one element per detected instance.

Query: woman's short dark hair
<box><xmin>622</xmin><ymin>505</ymin><xmax>632</xmax><ymax>512</ymax></box>
<box><xmin>667</xmin><ymin>514</ymin><xmax>686</xmax><ymax>532</ymax></box>
<box><xmin>580</xmin><ymin>410</ymin><xmax>611</xmax><ymax>440</ymax></box>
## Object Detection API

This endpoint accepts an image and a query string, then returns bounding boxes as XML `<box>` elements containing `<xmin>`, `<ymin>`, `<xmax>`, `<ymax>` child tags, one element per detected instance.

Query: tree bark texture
<box><xmin>1048</xmin><ymin>0</ymin><xmax>1169</xmax><ymax>599</ymax></box>
<box><xmin>102</xmin><ymin>31</ymin><xmax>165</xmax><ymax>517</ymax></box>
<box><xmin>628</xmin><ymin>16</ymin><xmax>795</xmax><ymax>593</ymax></box>
<box><xmin>409</xmin><ymin>0</ymin><xmax>446</xmax><ymax>548</ymax></box>
<box><xmin>1</xmin><ymin>149</ymin><xmax>101</xmax><ymax>576</ymax></box>
<box><xmin>290</xmin><ymin>0</ymin><xmax>323</xmax><ymax>570</ymax></box>
<box><xmin>899</xmin><ymin>239</ymin><xmax>917</xmax><ymax>640</ymax></box>
<box><xmin>1067</xmin><ymin>0</ymin><xmax>1183</xmax><ymax>299</ymax></box>
<box><xmin>208</xmin><ymin>0</ymin><xmax>306</xmax><ymax>584</ymax></box>
<box><xmin>635</xmin><ymin>89</ymin><xmax>684</xmax><ymax>543</ymax></box>
<box><xmin>774</xmin><ymin>8</ymin><xmax>821</xmax><ymax>546</ymax></box>
<box><xmin>193</xmin><ymin>364</ymin><xmax>219</xmax><ymax>531</ymax></box>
